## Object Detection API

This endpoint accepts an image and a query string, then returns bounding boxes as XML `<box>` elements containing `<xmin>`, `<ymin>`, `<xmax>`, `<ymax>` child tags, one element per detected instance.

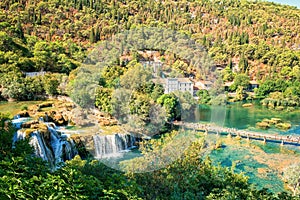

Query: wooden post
<box><xmin>263</xmin><ymin>136</ymin><xmax>266</xmax><ymax>144</ymax></box>
<box><xmin>204</xmin><ymin>128</ymin><xmax>208</xmax><ymax>135</ymax></box>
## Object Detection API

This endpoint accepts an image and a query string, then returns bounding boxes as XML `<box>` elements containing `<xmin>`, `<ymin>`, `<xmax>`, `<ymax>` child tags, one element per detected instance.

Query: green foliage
<box><xmin>230</xmin><ymin>74</ymin><xmax>250</xmax><ymax>91</ymax></box>
<box><xmin>234</xmin><ymin>86</ymin><xmax>247</xmax><ymax>101</ymax></box>
<box><xmin>256</xmin><ymin>78</ymin><xmax>300</xmax><ymax>109</ymax></box>
<box><xmin>101</xmin><ymin>65</ymin><xmax>124</xmax><ymax>88</ymax></box>
<box><xmin>68</xmin><ymin>67</ymin><xmax>101</xmax><ymax>108</ymax></box>
<box><xmin>170</xmin><ymin>60</ymin><xmax>189</xmax><ymax>76</ymax></box>
<box><xmin>150</xmin><ymin>84</ymin><xmax>164</xmax><ymax>101</ymax></box>
<box><xmin>119</xmin><ymin>62</ymin><xmax>152</xmax><ymax>91</ymax></box>
<box><xmin>255</xmin><ymin>79</ymin><xmax>276</xmax><ymax>98</ymax></box>
<box><xmin>238</xmin><ymin>54</ymin><xmax>249</xmax><ymax>73</ymax></box>
<box><xmin>0</xmin><ymin>121</ymin><xmax>141</xmax><ymax>199</ymax></box>
<box><xmin>283</xmin><ymin>163</ymin><xmax>300</xmax><ymax>196</ymax></box>
<box><xmin>157</xmin><ymin>93</ymin><xmax>180</xmax><ymax>122</ymax></box>
<box><xmin>222</xmin><ymin>65</ymin><xmax>235</xmax><ymax>82</ymax></box>
<box><xmin>0</xmin><ymin>72</ymin><xmax>45</xmax><ymax>100</ymax></box>
<box><xmin>20</xmin><ymin>105</ymin><xmax>28</xmax><ymax>111</ymax></box>
<box><xmin>196</xmin><ymin>89</ymin><xmax>211</xmax><ymax>104</ymax></box>
<box><xmin>0</xmin><ymin>0</ymin><xmax>299</xmax><ymax>104</ymax></box>
<box><xmin>261</xmin><ymin>91</ymin><xmax>300</xmax><ymax>110</ymax></box>
<box><xmin>210</xmin><ymin>94</ymin><xmax>227</xmax><ymax>106</ymax></box>
<box><xmin>95</xmin><ymin>87</ymin><xmax>113</xmax><ymax>113</ymax></box>
<box><xmin>43</xmin><ymin>74</ymin><xmax>60</xmax><ymax>96</ymax></box>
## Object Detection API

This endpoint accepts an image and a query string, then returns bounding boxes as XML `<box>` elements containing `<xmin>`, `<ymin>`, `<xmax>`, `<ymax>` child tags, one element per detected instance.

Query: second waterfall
<box><xmin>93</xmin><ymin>134</ymin><xmax>136</xmax><ymax>159</ymax></box>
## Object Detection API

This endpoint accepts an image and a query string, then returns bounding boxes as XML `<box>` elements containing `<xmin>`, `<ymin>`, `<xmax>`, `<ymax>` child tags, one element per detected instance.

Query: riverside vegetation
<box><xmin>0</xmin><ymin>115</ymin><xmax>298</xmax><ymax>199</ymax></box>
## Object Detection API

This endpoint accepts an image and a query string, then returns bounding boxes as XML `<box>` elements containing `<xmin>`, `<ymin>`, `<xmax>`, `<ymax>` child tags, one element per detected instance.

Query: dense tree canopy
<box><xmin>0</xmin><ymin>0</ymin><xmax>300</xmax><ymax>103</ymax></box>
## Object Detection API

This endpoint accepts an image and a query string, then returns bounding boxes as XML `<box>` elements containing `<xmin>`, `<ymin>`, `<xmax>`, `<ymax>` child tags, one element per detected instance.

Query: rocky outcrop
<box><xmin>21</xmin><ymin>120</ymin><xmax>39</xmax><ymax>128</ymax></box>
<box><xmin>256</xmin><ymin>118</ymin><xmax>291</xmax><ymax>130</ymax></box>
<box><xmin>26</xmin><ymin>101</ymin><xmax>75</xmax><ymax>126</ymax></box>
<box><xmin>16</xmin><ymin>111</ymin><xmax>30</xmax><ymax>118</ymax></box>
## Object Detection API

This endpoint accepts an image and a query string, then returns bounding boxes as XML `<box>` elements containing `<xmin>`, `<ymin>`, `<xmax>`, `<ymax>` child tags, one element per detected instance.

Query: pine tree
<box><xmin>227</xmin><ymin>58</ymin><xmax>233</xmax><ymax>70</ymax></box>
<box><xmin>78</xmin><ymin>0</ymin><xmax>83</xmax><ymax>10</ymax></box>
<box><xmin>238</xmin><ymin>54</ymin><xmax>248</xmax><ymax>73</ymax></box>
<box><xmin>16</xmin><ymin>17</ymin><xmax>26</xmax><ymax>43</ymax></box>
<box><xmin>202</xmin><ymin>35</ymin><xmax>207</xmax><ymax>46</ymax></box>
<box><xmin>95</xmin><ymin>27</ymin><xmax>100</xmax><ymax>42</ymax></box>
<box><xmin>90</xmin><ymin>27</ymin><xmax>95</xmax><ymax>43</ymax></box>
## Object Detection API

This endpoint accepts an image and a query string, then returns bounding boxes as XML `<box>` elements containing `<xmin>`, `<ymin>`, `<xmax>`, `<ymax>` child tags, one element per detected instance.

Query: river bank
<box><xmin>1</xmin><ymin>100</ymin><xmax>300</xmax><ymax>194</ymax></box>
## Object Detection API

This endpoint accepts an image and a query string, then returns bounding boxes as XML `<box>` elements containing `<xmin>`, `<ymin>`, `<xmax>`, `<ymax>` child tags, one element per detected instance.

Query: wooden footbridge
<box><xmin>176</xmin><ymin>122</ymin><xmax>300</xmax><ymax>146</ymax></box>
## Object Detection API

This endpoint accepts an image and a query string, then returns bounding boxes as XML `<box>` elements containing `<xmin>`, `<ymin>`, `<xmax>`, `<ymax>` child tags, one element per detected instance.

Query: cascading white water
<box><xmin>47</xmin><ymin>124</ymin><xmax>77</xmax><ymax>165</ymax></box>
<box><xmin>29</xmin><ymin>131</ymin><xmax>55</xmax><ymax>163</ymax></box>
<box><xmin>45</xmin><ymin>122</ymin><xmax>58</xmax><ymax>130</ymax></box>
<box><xmin>13</xmin><ymin>123</ymin><xmax>78</xmax><ymax>167</ymax></box>
<box><xmin>13</xmin><ymin>130</ymin><xmax>26</xmax><ymax>143</ymax></box>
<box><xmin>93</xmin><ymin>133</ymin><xmax>136</xmax><ymax>159</ymax></box>
<box><xmin>11</xmin><ymin>117</ymin><xmax>31</xmax><ymax>129</ymax></box>
<box><xmin>49</xmin><ymin>126</ymin><xmax>63</xmax><ymax>165</ymax></box>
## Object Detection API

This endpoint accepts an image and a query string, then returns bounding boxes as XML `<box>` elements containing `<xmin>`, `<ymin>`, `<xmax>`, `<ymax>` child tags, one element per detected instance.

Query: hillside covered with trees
<box><xmin>0</xmin><ymin>0</ymin><xmax>300</xmax><ymax>103</ymax></box>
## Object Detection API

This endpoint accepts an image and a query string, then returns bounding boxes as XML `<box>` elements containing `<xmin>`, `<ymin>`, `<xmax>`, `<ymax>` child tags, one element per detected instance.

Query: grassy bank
<box><xmin>0</xmin><ymin>100</ymin><xmax>54</xmax><ymax>118</ymax></box>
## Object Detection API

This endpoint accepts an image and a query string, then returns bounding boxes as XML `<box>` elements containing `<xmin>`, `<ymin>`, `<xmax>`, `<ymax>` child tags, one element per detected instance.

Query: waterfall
<box><xmin>14</xmin><ymin>114</ymin><xmax>20</xmax><ymax>119</ymax></box>
<box><xmin>45</xmin><ymin>122</ymin><xmax>58</xmax><ymax>130</ymax></box>
<box><xmin>49</xmin><ymin>126</ymin><xmax>64</xmax><ymax>165</ymax></box>
<box><xmin>47</xmin><ymin>124</ymin><xmax>77</xmax><ymax>165</ymax></box>
<box><xmin>93</xmin><ymin>133</ymin><xmax>136</xmax><ymax>159</ymax></box>
<box><xmin>29</xmin><ymin>131</ymin><xmax>55</xmax><ymax>163</ymax></box>
<box><xmin>13</xmin><ymin>129</ymin><xmax>26</xmax><ymax>143</ymax></box>
<box><xmin>11</xmin><ymin>117</ymin><xmax>31</xmax><ymax>129</ymax></box>
<box><xmin>13</xmin><ymin>123</ymin><xmax>78</xmax><ymax>167</ymax></box>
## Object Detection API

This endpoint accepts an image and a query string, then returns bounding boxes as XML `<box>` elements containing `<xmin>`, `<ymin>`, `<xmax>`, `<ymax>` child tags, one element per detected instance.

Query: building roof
<box><xmin>152</xmin><ymin>78</ymin><xmax>192</xmax><ymax>85</ymax></box>
<box><xmin>196</xmin><ymin>80</ymin><xmax>213</xmax><ymax>85</ymax></box>
<box><xmin>152</xmin><ymin>78</ymin><xmax>166</xmax><ymax>85</ymax></box>
<box><xmin>223</xmin><ymin>82</ymin><xmax>234</xmax><ymax>87</ymax></box>
<box><xmin>166</xmin><ymin>78</ymin><xmax>192</xmax><ymax>83</ymax></box>
<box><xmin>250</xmin><ymin>80</ymin><xmax>259</xmax><ymax>85</ymax></box>
<box><xmin>176</xmin><ymin>78</ymin><xmax>192</xmax><ymax>83</ymax></box>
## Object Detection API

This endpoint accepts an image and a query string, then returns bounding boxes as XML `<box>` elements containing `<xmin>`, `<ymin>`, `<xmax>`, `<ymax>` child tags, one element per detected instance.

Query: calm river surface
<box><xmin>196</xmin><ymin>102</ymin><xmax>300</xmax><ymax>193</ymax></box>
<box><xmin>196</xmin><ymin>101</ymin><xmax>300</xmax><ymax>135</ymax></box>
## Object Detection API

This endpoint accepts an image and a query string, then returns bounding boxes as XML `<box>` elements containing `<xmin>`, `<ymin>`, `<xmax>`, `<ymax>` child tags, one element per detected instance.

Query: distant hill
<box><xmin>0</xmin><ymin>0</ymin><xmax>299</xmax><ymax>100</ymax></box>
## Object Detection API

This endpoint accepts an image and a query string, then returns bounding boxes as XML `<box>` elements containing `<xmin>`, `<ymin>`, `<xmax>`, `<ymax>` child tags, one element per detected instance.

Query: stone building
<box><xmin>153</xmin><ymin>78</ymin><xmax>194</xmax><ymax>95</ymax></box>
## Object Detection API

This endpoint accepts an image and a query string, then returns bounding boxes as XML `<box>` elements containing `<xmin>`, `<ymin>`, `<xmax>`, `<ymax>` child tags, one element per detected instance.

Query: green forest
<box><xmin>1</xmin><ymin>0</ymin><xmax>300</xmax><ymax>104</ymax></box>
<box><xmin>1</xmin><ymin>0</ymin><xmax>300</xmax><ymax>199</ymax></box>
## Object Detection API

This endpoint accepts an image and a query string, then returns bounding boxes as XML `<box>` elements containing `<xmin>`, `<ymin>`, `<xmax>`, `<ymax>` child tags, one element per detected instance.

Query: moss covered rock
<box><xmin>275</xmin><ymin>106</ymin><xmax>284</xmax><ymax>111</ymax></box>
<box><xmin>275</xmin><ymin>123</ymin><xmax>291</xmax><ymax>130</ymax></box>
<box><xmin>39</xmin><ymin>102</ymin><xmax>54</xmax><ymax>108</ymax></box>
<box><xmin>21</xmin><ymin>120</ymin><xmax>39</xmax><ymax>128</ymax></box>
<box><xmin>242</xmin><ymin>103</ymin><xmax>253</xmax><ymax>107</ymax></box>
<box><xmin>16</xmin><ymin>111</ymin><xmax>30</xmax><ymax>118</ymax></box>
<box><xmin>256</xmin><ymin>122</ymin><xmax>270</xmax><ymax>129</ymax></box>
<box><xmin>270</xmin><ymin>118</ymin><xmax>282</xmax><ymax>124</ymax></box>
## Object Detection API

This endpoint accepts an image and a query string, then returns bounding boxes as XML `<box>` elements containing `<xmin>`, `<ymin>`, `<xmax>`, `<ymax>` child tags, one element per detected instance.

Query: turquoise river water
<box><xmin>195</xmin><ymin>102</ymin><xmax>300</xmax><ymax>193</ymax></box>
